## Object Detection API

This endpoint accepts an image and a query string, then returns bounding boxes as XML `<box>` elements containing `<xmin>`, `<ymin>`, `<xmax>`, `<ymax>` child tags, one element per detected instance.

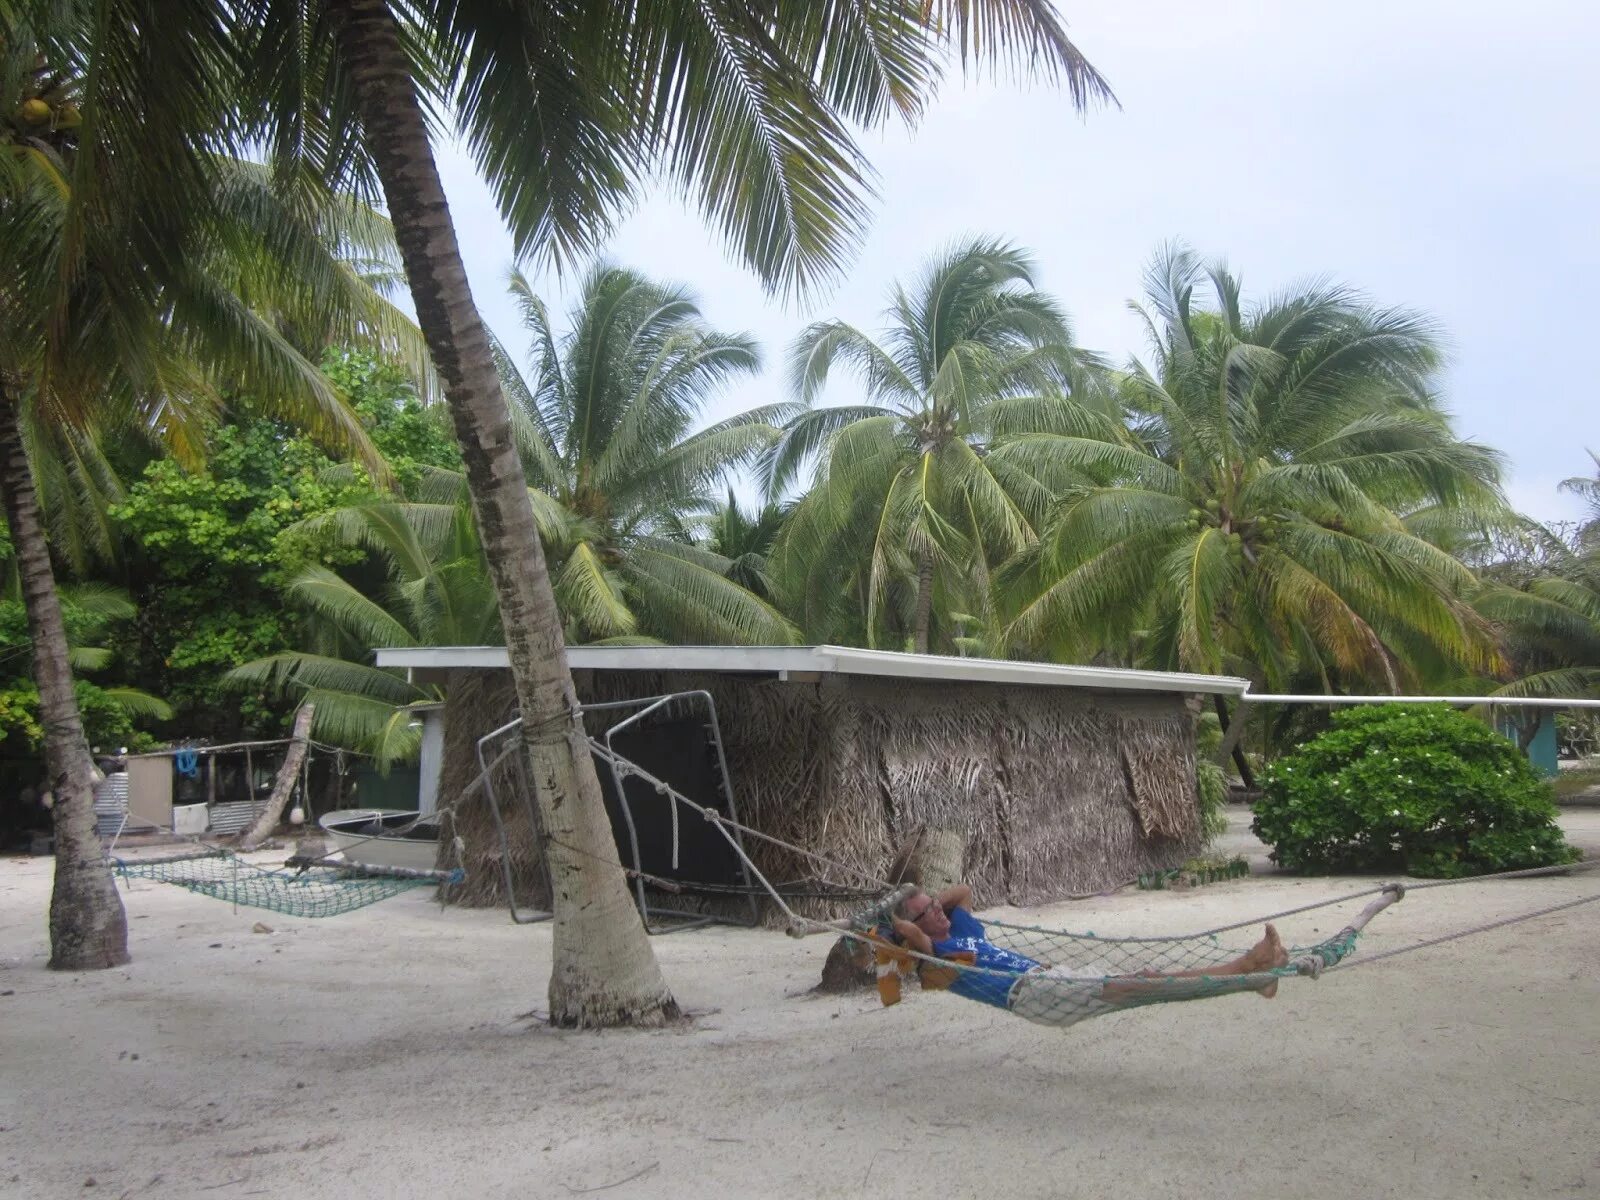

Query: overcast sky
<box><xmin>432</xmin><ymin>0</ymin><xmax>1598</xmax><ymax>522</ymax></box>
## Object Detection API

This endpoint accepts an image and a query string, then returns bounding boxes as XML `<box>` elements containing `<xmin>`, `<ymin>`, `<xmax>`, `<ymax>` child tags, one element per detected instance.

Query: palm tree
<box><xmin>769</xmin><ymin>237</ymin><xmax>1099</xmax><ymax>652</ymax></box>
<box><xmin>691</xmin><ymin>488</ymin><xmax>790</xmax><ymax>601</ymax></box>
<box><xmin>0</xmin><ymin>8</ymin><xmax>421</xmax><ymax>969</ymax></box>
<box><xmin>213</xmin><ymin>0</ymin><xmax>1112</xmax><ymax>1026</ymax></box>
<box><xmin>1001</xmin><ymin>245</ymin><xmax>1508</xmax><ymax>692</ymax></box>
<box><xmin>496</xmin><ymin>265</ymin><xmax>794</xmax><ymax>645</ymax></box>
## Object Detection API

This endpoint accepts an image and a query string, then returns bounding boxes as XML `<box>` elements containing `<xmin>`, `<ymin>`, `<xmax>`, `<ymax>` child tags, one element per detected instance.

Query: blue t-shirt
<box><xmin>931</xmin><ymin>906</ymin><xmax>1040</xmax><ymax>1009</ymax></box>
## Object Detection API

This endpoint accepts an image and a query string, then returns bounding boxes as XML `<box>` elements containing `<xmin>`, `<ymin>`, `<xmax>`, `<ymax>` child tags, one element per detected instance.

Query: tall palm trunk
<box><xmin>912</xmin><ymin>551</ymin><xmax>934</xmax><ymax>654</ymax></box>
<box><xmin>328</xmin><ymin>0</ymin><xmax>677</xmax><ymax>1027</ymax></box>
<box><xmin>0</xmin><ymin>377</ymin><xmax>129</xmax><ymax>969</ymax></box>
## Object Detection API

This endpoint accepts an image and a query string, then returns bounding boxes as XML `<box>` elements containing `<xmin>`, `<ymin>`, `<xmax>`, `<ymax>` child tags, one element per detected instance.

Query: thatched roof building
<box><xmin>379</xmin><ymin>645</ymin><xmax>1248</xmax><ymax>911</ymax></box>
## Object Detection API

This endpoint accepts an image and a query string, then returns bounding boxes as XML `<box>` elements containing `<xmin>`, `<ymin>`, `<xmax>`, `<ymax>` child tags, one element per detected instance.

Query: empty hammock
<box><xmin>113</xmin><ymin>849</ymin><xmax>463</xmax><ymax>919</ymax></box>
<box><xmin>819</xmin><ymin>884</ymin><xmax>1401</xmax><ymax>1030</ymax></box>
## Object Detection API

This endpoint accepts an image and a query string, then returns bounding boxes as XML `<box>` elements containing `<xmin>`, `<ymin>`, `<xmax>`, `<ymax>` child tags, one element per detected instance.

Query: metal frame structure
<box><xmin>473</xmin><ymin>690</ymin><xmax>760</xmax><ymax>934</ymax></box>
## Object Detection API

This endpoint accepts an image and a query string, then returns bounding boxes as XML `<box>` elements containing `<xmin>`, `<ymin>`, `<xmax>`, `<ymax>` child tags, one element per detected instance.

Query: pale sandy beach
<box><xmin>4</xmin><ymin>810</ymin><xmax>1598</xmax><ymax>1200</ymax></box>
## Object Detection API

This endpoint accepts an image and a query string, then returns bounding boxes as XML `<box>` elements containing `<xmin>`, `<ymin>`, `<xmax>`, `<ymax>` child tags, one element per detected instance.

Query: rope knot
<box><xmin>1383</xmin><ymin>882</ymin><xmax>1407</xmax><ymax>901</ymax></box>
<box><xmin>1291</xmin><ymin>953</ymin><xmax>1325</xmax><ymax>980</ymax></box>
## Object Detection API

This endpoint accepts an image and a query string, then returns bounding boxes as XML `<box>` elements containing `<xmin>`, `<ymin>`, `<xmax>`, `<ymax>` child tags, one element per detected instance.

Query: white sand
<box><xmin>4</xmin><ymin>811</ymin><xmax>1599</xmax><ymax>1200</ymax></box>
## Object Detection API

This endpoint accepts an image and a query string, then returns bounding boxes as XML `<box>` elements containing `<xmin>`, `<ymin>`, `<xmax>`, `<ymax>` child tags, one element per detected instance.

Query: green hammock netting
<box><xmin>114</xmin><ymin>851</ymin><xmax>461</xmax><ymax>918</ymax></box>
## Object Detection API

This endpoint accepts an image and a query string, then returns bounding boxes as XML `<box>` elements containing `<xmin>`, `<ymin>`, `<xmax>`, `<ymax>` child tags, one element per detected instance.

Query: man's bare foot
<box><xmin>1244</xmin><ymin>923</ymin><xmax>1288</xmax><ymax>998</ymax></box>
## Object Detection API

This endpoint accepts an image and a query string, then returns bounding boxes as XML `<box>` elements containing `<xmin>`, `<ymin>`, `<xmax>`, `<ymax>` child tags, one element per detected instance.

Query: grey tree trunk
<box><xmin>329</xmin><ymin>0</ymin><xmax>677</xmax><ymax>1027</ymax></box>
<box><xmin>238</xmin><ymin>703</ymin><xmax>314</xmax><ymax>851</ymax></box>
<box><xmin>0</xmin><ymin>380</ymin><xmax>129</xmax><ymax>969</ymax></box>
<box><xmin>912</xmin><ymin>551</ymin><xmax>935</xmax><ymax>654</ymax></box>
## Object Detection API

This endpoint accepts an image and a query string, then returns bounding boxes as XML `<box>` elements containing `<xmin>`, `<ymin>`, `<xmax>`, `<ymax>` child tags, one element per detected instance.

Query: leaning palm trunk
<box><xmin>238</xmin><ymin>703</ymin><xmax>313</xmax><ymax>851</ymax></box>
<box><xmin>0</xmin><ymin>378</ymin><xmax>129</xmax><ymax>969</ymax></box>
<box><xmin>328</xmin><ymin>0</ymin><xmax>677</xmax><ymax>1027</ymax></box>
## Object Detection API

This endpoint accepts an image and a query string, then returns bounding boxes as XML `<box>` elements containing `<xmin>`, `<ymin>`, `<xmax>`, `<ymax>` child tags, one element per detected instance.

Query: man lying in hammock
<box><xmin>890</xmin><ymin>884</ymin><xmax>1291</xmax><ymax>1025</ymax></box>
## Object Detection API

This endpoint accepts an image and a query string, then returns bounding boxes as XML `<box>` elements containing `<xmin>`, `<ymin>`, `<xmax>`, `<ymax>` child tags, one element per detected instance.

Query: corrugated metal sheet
<box><xmin>93</xmin><ymin>772</ymin><xmax>129</xmax><ymax>837</ymax></box>
<box><xmin>206</xmin><ymin>799</ymin><xmax>269</xmax><ymax>836</ymax></box>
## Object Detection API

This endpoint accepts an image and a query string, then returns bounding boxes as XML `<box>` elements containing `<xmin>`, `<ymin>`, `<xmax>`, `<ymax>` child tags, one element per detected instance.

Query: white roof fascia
<box><xmin>374</xmin><ymin>644</ymin><xmax>1249</xmax><ymax>696</ymax></box>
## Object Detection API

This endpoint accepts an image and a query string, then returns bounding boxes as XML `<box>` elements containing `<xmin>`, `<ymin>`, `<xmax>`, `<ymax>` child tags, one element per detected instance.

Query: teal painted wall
<box><xmin>1497</xmin><ymin>712</ymin><xmax>1559</xmax><ymax>778</ymax></box>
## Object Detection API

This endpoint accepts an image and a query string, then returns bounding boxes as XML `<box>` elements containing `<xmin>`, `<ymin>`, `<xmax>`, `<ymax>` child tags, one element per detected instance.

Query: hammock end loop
<box><xmin>1290</xmin><ymin>953</ymin><xmax>1326</xmax><ymax>980</ymax></box>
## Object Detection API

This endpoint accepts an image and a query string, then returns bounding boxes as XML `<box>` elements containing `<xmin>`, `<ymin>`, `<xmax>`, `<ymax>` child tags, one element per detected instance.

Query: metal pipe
<box><xmin>1241</xmin><ymin>693</ymin><xmax>1600</xmax><ymax>709</ymax></box>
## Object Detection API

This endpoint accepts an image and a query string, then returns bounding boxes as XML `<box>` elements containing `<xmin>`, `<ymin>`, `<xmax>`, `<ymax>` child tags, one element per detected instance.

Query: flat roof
<box><xmin>374</xmin><ymin>644</ymin><xmax>1250</xmax><ymax>697</ymax></box>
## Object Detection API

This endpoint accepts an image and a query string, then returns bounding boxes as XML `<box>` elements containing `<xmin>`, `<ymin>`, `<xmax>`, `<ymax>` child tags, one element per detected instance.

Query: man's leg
<box><xmin>1104</xmin><ymin>924</ymin><xmax>1290</xmax><ymax>1003</ymax></box>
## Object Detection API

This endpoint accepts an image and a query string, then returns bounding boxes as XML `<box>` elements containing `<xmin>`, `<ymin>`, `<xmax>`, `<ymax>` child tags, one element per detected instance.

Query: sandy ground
<box><xmin>4</xmin><ymin>811</ymin><xmax>1599</xmax><ymax>1200</ymax></box>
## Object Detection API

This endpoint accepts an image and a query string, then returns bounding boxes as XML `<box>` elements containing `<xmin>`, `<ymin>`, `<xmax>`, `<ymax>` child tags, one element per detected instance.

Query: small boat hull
<box><xmin>318</xmin><ymin>808</ymin><xmax>441</xmax><ymax>874</ymax></box>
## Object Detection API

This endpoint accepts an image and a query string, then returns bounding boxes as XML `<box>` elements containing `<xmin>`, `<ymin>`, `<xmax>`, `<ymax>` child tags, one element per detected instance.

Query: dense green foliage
<box><xmin>497</xmin><ymin>265</ymin><xmax>795</xmax><ymax>644</ymax></box>
<box><xmin>107</xmin><ymin>357</ymin><xmax>456</xmax><ymax>739</ymax></box>
<box><xmin>1253</xmin><ymin>705</ymin><xmax>1577</xmax><ymax>877</ymax></box>
<box><xmin>0</xmin><ymin>583</ymin><xmax>167</xmax><ymax>755</ymax></box>
<box><xmin>2</xmin><ymin>237</ymin><xmax>1592</xmax><ymax>814</ymax></box>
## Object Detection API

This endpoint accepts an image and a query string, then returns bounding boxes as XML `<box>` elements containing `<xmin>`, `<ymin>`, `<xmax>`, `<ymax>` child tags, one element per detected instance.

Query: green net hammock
<box><xmin>834</xmin><ymin>885</ymin><xmax>1401</xmax><ymax>1029</ymax></box>
<box><xmin>113</xmin><ymin>850</ymin><xmax>463</xmax><ymax>919</ymax></box>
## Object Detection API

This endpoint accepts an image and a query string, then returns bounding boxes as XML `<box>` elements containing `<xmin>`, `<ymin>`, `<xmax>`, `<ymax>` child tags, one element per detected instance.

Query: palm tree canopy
<box><xmin>225</xmin><ymin>0</ymin><xmax>1113</xmax><ymax>295</ymax></box>
<box><xmin>1002</xmin><ymin>243</ymin><xmax>1510</xmax><ymax>691</ymax></box>
<box><xmin>487</xmin><ymin>264</ymin><xmax>795</xmax><ymax>645</ymax></box>
<box><xmin>769</xmin><ymin>236</ymin><xmax>1098</xmax><ymax>649</ymax></box>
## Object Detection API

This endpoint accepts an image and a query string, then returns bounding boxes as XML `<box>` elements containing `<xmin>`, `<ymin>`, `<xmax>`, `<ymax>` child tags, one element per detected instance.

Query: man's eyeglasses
<box><xmin>906</xmin><ymin>899</ymin><xmax>942</xmax><ymax>924</ymax></box>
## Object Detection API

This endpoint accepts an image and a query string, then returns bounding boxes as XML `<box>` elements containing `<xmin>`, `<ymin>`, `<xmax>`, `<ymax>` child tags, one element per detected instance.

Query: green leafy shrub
<box><xmin>1253</xmin><ymin>704</ymin><xmax>1578</xmax><ymax>878</ymax></box>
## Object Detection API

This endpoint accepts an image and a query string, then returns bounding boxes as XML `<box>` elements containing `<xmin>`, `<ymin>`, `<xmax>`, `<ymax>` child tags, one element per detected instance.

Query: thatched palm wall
<box><xmin>575</xmin><ymin>670</ymin><xmax>1203</xmax><ymax>914</ymax></box>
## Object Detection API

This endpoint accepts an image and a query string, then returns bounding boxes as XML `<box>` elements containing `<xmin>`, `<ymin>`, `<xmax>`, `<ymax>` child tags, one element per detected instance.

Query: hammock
<box><xmin>851</xmin><ymin>886</ymin><xmax>1393</xmax><ymax>1029</ymax></box>
<box><xmin>113</xmin><ymin>849</ymin><xmax>463</xmax><ymax>919</ymax></box>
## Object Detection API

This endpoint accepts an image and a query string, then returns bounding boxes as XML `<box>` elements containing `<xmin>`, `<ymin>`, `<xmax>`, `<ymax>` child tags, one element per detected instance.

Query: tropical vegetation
<box><xmin>497</xmin><ymin>265</ymin><xmax>795</xmax><ymax>646</ymax></box>
<box><xmin>998</xmin><ymin>246</ymin><xmax>1507</xmax><ymax>691</ymax></box>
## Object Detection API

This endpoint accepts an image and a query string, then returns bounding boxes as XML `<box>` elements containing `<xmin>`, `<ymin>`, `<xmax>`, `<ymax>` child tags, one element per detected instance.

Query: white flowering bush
<box><xmin>1253</xmin><ymin>704</ymin><xmax>1578</xmax><ymax>878</ymax></box>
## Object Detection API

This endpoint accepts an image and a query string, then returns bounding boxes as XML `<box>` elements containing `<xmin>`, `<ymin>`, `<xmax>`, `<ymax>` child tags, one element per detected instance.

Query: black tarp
<box><xmin>592</xmin><ymin>716</ymin><xmax>746</xmax><ymax>890</ymax></box>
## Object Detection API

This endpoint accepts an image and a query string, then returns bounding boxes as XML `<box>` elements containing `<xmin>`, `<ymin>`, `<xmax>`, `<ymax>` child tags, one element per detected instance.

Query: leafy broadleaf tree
<box><xmin>770</xmin><ymin>237</ymin><xmax>1104</xmax><ymax>651</ymax></box>
<box><xmin>497</xmin><ymin>266</ymin><xmax>795</xmax><ymax>645</ymax></box>
<box><xmin>110</xmin><ymin>354</ymin><xmax>459</xmax><ymax>742</ymax></box>
<box><xmin>1002</xmin><ymin>244</ymin><xmax>1508</xmax><ymax>692</ymax></box>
